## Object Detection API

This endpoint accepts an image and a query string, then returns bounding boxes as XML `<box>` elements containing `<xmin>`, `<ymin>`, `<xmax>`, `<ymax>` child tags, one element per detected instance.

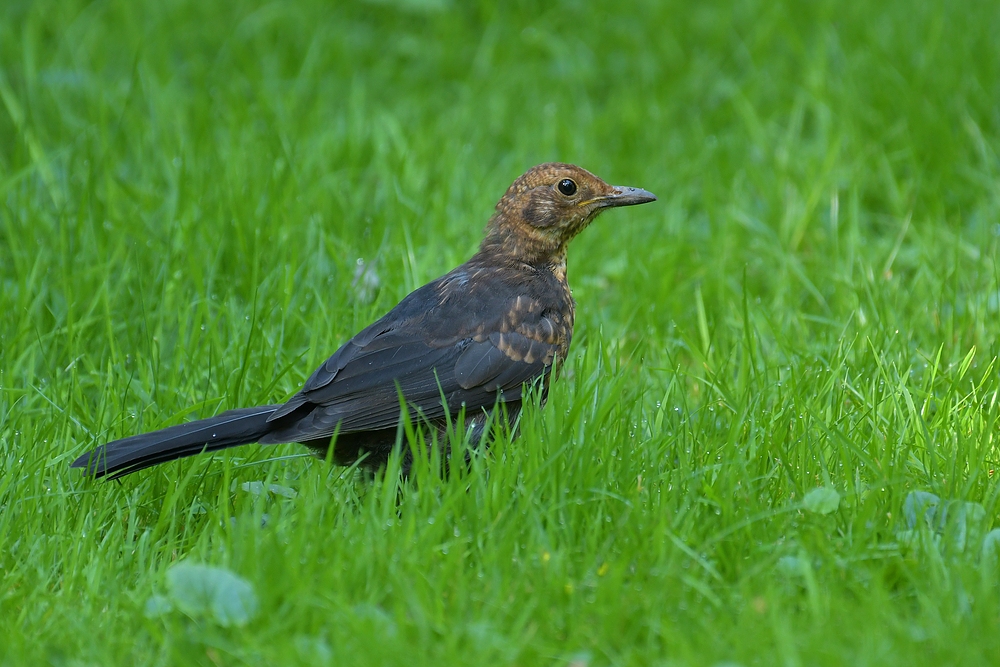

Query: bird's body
<box><xmin>72</xmin><ymin>163</ymin><xmax>656</xmax><ymax>479</ymax></box>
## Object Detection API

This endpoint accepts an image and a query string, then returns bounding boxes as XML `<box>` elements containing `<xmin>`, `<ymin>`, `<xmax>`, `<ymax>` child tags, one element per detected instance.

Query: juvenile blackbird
<box><xmin>72</xmin><ymin>163</ymin><xmax>656</xmax><ymax>479</ymax></box>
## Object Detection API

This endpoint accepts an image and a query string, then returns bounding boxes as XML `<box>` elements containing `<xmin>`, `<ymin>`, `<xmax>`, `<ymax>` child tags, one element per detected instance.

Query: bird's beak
<box><xmin>590</xmin><ymin>186</ymin><xmax>658</xmax><ymax>208</ymax></box>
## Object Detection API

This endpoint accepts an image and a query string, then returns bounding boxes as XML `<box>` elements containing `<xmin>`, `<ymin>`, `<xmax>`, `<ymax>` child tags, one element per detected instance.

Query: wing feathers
<box><xmin>265</xmin><ymin>278</ymin><xmax>566</xmax><ymax>446</ymax></box>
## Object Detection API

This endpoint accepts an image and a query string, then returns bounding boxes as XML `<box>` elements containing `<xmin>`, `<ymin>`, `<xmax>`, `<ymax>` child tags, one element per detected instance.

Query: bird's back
<box><xmin>260</xmin><ymin>252</ymin><xmax>576</xmax><ymax>452</ymax></box>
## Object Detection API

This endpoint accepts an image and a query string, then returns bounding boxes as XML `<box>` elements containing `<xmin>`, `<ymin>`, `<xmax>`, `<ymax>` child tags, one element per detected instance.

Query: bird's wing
<box><xmin>260</xmin><ymin>282</ymin><xmax>565</xmax><ymax>444</ymax></box>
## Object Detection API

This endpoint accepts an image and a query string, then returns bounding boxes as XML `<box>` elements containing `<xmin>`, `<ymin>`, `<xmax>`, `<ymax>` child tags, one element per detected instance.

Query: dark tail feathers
<box><xmin>72</xmin><ymin>405</ymin><xmax>283</xmax><ymax>479</ymax></box>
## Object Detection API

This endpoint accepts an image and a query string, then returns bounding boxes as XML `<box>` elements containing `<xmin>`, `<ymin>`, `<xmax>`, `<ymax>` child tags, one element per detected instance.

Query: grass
<box><xmin>2</xmin><ymin>0</ymin><xmax>1000</xmax><ymax>664</ymax></box>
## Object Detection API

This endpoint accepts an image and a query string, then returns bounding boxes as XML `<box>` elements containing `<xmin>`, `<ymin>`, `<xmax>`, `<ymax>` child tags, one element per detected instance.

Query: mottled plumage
<box><xmin>71</xmin><ymin>163</ymin><xmax>656</xmax><ymax>479</ymax></box>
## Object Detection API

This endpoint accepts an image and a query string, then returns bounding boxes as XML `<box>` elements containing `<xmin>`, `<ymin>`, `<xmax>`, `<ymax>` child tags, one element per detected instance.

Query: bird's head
<box><xmin>483</xmin><ymin>163</ymin><xmax>657</xmax><ymax>264</ymax></box>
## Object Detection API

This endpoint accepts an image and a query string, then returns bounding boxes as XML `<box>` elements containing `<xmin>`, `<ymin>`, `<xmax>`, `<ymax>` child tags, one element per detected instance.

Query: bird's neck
<box><xmin>478</xmin><ymin>216</ymin><xmax>568</xmax><ymax>270</ymax></box>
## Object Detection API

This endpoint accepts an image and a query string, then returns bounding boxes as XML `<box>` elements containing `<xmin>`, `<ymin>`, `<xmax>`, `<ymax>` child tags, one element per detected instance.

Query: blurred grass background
<box><xmin>2</xmin><ymin>0</ymin><xmax>1000</xmax><ymax>665</ymax></box>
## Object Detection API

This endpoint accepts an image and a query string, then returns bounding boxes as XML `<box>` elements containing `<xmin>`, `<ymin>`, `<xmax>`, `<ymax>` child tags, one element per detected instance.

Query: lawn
<box><xmin>2</xmin><ymin>0</ymin><xmax>1000</xmax><ymax>664</ymax></box>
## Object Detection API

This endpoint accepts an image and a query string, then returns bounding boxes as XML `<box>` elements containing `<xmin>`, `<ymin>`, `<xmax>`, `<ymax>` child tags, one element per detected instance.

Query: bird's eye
<box><xmin>557</xmin><ymin>179</ymin><xmax>577</xmax><ymax>196</ymax></box>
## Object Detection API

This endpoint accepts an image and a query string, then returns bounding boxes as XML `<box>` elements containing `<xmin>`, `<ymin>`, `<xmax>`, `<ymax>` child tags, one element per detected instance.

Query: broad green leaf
<box><xmin>166</xmin><ymin>562</ymin><xmax>259</xmax><ymax>627</ymax></box>
<box><xmin>803</xmin><ymin>487</ymin><xmax>840</xmax><ymax>515</ymax></box>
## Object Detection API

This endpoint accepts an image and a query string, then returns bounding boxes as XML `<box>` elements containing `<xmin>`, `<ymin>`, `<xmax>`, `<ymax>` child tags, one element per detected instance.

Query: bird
<box><xmin>71</xmin><ymin>163</ymin><xmax>657</xmax><ymax>479</ymax></box>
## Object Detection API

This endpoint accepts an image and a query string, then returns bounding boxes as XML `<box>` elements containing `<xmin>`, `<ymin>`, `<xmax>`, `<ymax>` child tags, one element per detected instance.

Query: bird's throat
<box><xmin>480</xmin><ymin>215</ymin><xmax>568</xmax><ymax>266</ymax></box>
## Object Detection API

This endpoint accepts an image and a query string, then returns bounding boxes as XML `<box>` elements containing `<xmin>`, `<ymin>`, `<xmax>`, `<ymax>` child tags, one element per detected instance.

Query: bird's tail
<box><xmin>71</xmin><ymin>405</ymin><xmax>283</xmax><ymax>479</ymax></box>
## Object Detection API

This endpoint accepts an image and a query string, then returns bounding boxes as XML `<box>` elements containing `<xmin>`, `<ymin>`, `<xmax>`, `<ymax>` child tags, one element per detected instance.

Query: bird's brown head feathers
<box><xmin>481</xmin><ymin>163</ymin><xmax>656</xmax><ymax>265</ymax></box>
